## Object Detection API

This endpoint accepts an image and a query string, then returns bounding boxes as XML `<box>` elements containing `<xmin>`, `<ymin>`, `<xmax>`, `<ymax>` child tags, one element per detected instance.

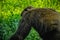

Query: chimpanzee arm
<box><xmin>10</xmin><ymin>17</ymin><xmax>32</xmax><ymax>40</ymax></box>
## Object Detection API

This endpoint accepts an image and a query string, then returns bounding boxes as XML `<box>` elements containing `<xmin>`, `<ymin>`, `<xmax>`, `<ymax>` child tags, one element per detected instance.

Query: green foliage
<box><xmin>0</xmin><ymin>0</ymin><xmax>60</xmax><ymax>40</ymax></box>
<box><xmin>24</xmin><ymin>28</ymin><xmax>41</xmax><ymax>40</ymax></box>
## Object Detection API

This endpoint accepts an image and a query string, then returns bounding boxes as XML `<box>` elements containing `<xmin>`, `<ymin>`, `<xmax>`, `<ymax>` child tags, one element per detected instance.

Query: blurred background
<box><xmin>0</xmin><ymin>0</ymin><xmax>60</xmax><ymax>40</ymax></box>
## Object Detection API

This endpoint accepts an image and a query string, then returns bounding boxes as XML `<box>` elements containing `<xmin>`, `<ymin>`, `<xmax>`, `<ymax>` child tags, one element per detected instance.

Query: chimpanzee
<box><xmin>10</xmin><ymin>6</ymin><xmax>60</xmax><ymax>40</ymax></box>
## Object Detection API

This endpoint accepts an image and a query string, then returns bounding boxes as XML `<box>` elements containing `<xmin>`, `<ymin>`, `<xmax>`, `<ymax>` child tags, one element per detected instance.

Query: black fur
<box><xmin>10</xmin><ymin>6</ymin><xmax>60</xmax><ymax>40</ymax></box>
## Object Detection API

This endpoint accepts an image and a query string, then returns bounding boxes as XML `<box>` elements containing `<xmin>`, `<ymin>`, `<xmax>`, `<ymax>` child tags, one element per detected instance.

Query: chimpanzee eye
<box><xmin>52</xmin><ymin>23</ymin><xmax>58</xmax><ymax>25</ymax></box>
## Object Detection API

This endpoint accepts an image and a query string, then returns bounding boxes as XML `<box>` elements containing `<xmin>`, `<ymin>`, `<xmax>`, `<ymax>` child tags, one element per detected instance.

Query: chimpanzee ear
<box><xmin>21</xmin><ymin>6</ymin><xmax>33</xmax><ymax>16</ymax></box>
